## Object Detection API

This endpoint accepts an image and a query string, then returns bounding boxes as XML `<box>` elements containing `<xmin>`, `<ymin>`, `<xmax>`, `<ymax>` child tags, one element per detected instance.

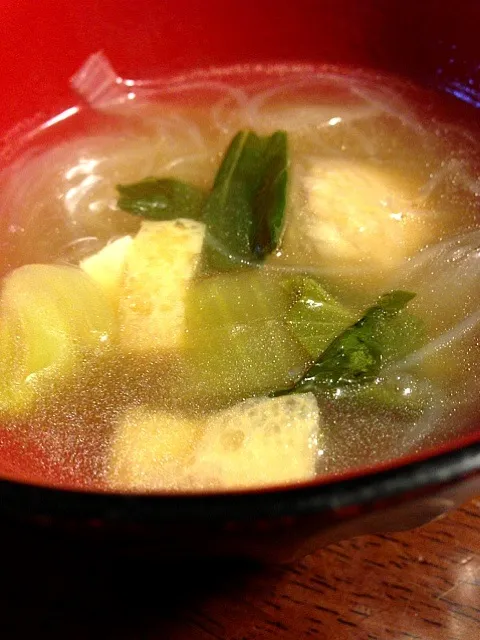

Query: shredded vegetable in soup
<box><xmin>0</xmin><ymin>61</ymin><xmax>479</xmax><ymax>491</ymax></box>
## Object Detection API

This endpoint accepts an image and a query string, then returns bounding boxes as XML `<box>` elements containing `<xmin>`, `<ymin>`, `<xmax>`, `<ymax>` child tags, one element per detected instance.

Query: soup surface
<box><xmin>0</xmin><ymin>59</ymin><xmax>479</xmax><ymax>491</ymax></box>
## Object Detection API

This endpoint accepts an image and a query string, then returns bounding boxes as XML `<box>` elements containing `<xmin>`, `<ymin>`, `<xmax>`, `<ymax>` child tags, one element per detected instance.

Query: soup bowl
<box><xmin>0</xmin><ymin>0</ymin><xmax>479</xmax><ymax>562</ymax></box>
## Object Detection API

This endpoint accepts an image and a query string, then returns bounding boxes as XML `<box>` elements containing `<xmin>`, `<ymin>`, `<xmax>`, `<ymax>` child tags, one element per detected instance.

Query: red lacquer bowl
<box><xmin>0</xmin><ymin>0</ymin><xmax>479</xmax><ymax>561</ymax></box>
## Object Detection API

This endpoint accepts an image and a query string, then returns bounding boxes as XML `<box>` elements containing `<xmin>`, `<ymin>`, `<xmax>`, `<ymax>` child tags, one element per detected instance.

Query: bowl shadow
<box><xmin>0</xmin><ymin>523</ymin><xmax>267</xmax><ymax>640</ymax></box>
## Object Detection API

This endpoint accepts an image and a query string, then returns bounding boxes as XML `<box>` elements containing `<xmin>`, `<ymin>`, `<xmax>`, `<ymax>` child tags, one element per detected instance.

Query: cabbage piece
<box><xmin>182</xmin><ymin>269</ymin><xmax>309</xmax><ymax>405</ymax></box>
<box><xmin>285</xmin><ymin>275</ymin><xmax>356</xmax><ymax>359</ymax></box>
<box><xmin>0</xmin><ymin>264</ymin><xmax>116</xmax><ymax>414</ymax></box>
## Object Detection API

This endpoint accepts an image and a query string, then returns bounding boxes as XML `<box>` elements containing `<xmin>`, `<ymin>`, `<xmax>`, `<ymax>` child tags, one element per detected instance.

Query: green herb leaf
<box><xmin>116</xmin><ymin>131</ymin><xmax>288</xmax><ymax>269</ymax></box>
<box><xmin>284</xmin><ymin>276</ymin><xmax>356</xmax><ymax>359</ymax></box>
<box><xmin>116</xmin><ymin>178</ymin><xmax>206</xmax><ymax>220</ymax></box>
<box><xmin>251</xmin><ymin>131</ymin><xmax>288</xmax><ymax>259</ymax></box>
<box><xmin>202</xmin><ymin>130</ymin><xmax>288</xmax><ymax>271</ymax></box>
<box><xmin>273</xmin><ymin>290</ymin><xmax>417</xmax><ymax>396</ymax></box>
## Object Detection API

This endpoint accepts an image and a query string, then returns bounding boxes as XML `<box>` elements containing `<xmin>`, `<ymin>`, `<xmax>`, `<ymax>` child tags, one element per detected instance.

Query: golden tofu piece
<box><xmin>119</xmin><ymin>219</ymin><xmax>205</xmax><ymax>352</ymax></box>
<box><xmin>188</xmin><ymin>394</ymin><xmax>321</xmax><ymax>490</ymax></box>
<box><xmin>80</xmin><ymin>235</ymin><xmax>133</xmax><ymax>304</ymax></box>
<box><xmin>278</xmin><ymin>160</ymin><xmax>430</xmax><ymax>272</ymax></box>
<box><xmin>108</xmin><ymin>394</ymin><xmax>321</xmax><ymax>491</ymax></box>
<box><xmin>109</xmin><ymin>407</ymin><xmax>203</xmax><ymax>491</ymax></box>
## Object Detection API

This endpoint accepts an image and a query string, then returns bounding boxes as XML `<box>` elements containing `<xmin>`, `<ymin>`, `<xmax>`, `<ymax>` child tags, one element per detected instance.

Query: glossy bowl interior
<box><xmin>0</xmin><ymin>0</ymin><xmax>479</xmax><ymax>559</ymax></box>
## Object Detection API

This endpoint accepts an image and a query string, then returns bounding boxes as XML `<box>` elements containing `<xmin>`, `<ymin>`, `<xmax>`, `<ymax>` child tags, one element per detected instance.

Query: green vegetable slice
<box><xmin>273</xmin><ymin>290</ymin><xmax>418</xmax><ymax>396</ymax></box>
<box><xmin>0</xmin><ymin>264</ymin><xmax>116</xmax><ymax>415</ymax></box>
<box><xmin>285</xmin><ymin>276</ymin><xmax>356</xmax><ymax>359</ymax></box>
<box><xmin>117</xmin><ymin>178</ymin><xmax>206</xmax><ymax>220</ymax></box>
<box><xmin>181</xmin><ymin>269</ymin><xmax>308</xmax><ymax>407</ymax></box>
<box><xmin>202</xmin><ymin>130</ymin><xmax>288</xmax><ymax>271</ymax></box>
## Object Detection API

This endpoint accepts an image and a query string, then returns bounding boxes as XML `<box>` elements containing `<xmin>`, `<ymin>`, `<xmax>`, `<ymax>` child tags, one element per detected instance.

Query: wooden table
<box><xmin>1</xmin><ymin>498</ymin><xmax>479</xmax><ymax>639</ymax></box>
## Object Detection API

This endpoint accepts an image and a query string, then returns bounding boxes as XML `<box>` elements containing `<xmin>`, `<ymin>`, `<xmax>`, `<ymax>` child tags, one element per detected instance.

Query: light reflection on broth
<box><xmin>0</xmin><ymin>65</ymin><xmax>479</xmax><ymax>492</ymax></box>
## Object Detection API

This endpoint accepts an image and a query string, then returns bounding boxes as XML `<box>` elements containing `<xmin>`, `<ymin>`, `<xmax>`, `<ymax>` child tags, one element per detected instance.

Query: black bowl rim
<box><xmin>0</xmin><ymin>437</ymin><xmax>478</xmax><ymax>525</ymax></box>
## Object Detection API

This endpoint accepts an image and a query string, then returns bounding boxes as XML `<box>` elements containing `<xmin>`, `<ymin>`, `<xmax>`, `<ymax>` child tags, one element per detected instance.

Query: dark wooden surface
<box><xmin>1</xmin><ymin>498</ymin><xmax>479</xmax><ymax>639</ymax></box>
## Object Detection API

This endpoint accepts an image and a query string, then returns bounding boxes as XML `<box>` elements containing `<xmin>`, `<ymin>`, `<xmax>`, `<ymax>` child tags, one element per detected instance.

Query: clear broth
<box><xmin>0</xmin><ymin>64</ymin><xmax>479</xmax><ymax>491</ymax></box>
